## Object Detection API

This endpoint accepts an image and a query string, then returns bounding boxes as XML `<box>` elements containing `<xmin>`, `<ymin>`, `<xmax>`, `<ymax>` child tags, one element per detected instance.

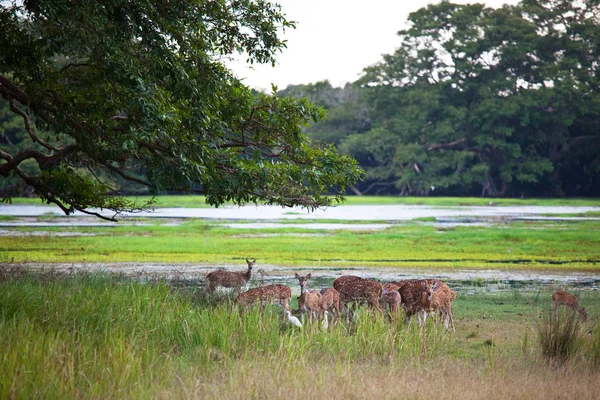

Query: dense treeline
<box><xmin>283</xmin><ymin>0</ymin><xmax>600</xmax><ymax>198</ymax></box>
<box><xmin>2</xmin><ymin>0</ymin><xmax>599</xmax><ymax>199</ymax></box>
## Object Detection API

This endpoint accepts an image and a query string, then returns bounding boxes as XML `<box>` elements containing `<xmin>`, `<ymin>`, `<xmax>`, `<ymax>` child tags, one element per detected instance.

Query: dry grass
<box><xmin>165</xmin><ymin>359</ymin><xmax>600</xmax><ymax>400</ymax></box>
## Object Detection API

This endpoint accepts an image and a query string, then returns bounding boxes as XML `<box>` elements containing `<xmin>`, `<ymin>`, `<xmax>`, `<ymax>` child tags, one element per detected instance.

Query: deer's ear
<box><xmin>433</xmin><ymin>282</ymin><xmax>440</xmax><ymax>291</ymax></box>
<box><xmin>246</xmin><ymin>258</ymin><xmax>249</xmax><ymax>262</ymax></box>
<box><xmin>252</xmin><ymin>259</ymin><xmax>256</xmax><ymax>263</ymax></box>
<box><xmin>307</xmin><ymin>273</ymin><xmax>312</xmax><ymax>279</ymax></box>
<box><xmin>295</xmin><ymin>273</ymin><xmax>300</xmax><ymax>279</ymax></box>
<box><xmin>421</xmin><ymin>281</ymin><xmax>426</xmax><ymax>288</ymax></box>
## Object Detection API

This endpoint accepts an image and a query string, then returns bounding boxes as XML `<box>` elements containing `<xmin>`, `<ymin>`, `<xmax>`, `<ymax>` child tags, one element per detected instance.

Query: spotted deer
<box><xmin>319</xmin><ymin>287</ymin><xmax>341</xmax><ymax>322</ymax></box>
<box><xmin>205</xmin><ymin>258</ymin><xmax>255</xmax><ymax>293</ymax></box>
<box><xmin>552</xmin><ymin>289</ymin><xmax>587</xmax><ymax>321</ymax></box>
<box><xmin>400</xmin><ymin>279</ymin><xmax>455</xmax><ymax>330</ymax></box>
<box><xmin>382</xmin><ymin>282</ymin><xmax>402</xmax><ymax>316</ymax></box>
<box><xmin>235</xmin><ymin>284</ymin><xmax>292</xmax><ymax>312</ymax></box>
<box><xmin>333</xmin><ymin>275</ymin><xmax>383</xmax><ymax>324</ymax></box>
<box><xmin>295</xmin><ymin>273</ymin><xmax>321</xmax><ymax>325</ymax></box>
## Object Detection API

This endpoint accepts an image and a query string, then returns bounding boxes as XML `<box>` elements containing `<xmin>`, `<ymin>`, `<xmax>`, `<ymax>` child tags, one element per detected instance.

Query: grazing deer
<box><xmin>235</xmin><ymin>284</ymin><xmax>292</xmax><ymax>312</ymax></box>
<box><xmin>319</xmin><ymin>287</ymin><xmax>341</xmax><ymax>322</ymax></box>
<box><xmin>205</xmin><ymin>258</ymin><xmax>255</xmax><ymax>293</ymax></box>
<box><xmin>552</xmin><ymin>289</ymin><xmax>587</xmax><ymax>321</ymax></box>
<box><xmin>382</xmin><ymin>282</ymin><xmax>402</xmax><ymax>317</ymax></box>
<box><xmin>333</xmin><ymin>275</ymin><xmax>383</xmax><ymax>324</ymax></box>
<box><xmin>295</xmin><ymin>273</ymin><xmax>321</xmax><ymax>325</ymax></box>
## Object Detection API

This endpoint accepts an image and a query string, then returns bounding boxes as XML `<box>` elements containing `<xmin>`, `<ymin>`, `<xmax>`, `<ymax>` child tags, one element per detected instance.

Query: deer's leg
<box><xmin>448</xmin><ymin>308</ymin><xmax>455</xmax><ymax>332</ymax></box>
<box><xmin>343</xmin><ymin>302</ymin><xmax>351</xmax><ymax>324</ymax></box>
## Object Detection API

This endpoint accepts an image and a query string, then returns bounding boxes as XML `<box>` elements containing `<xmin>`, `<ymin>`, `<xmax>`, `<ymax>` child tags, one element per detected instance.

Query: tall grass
<box><xmin>536</xmin><ymin>307</ymin><xmax>586</xmax><ymax>363</ymax></box>
<box><xmin>0</xmin><ymin>272</ymin><xmax>452</xmax><ymax>399</ymax></box>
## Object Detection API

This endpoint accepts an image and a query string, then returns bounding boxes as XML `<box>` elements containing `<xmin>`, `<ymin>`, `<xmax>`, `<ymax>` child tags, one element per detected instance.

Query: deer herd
<box><xmin>205</xmin><ymin>260</ymin><xmax>589</xmax><ymax>330</ymax></box>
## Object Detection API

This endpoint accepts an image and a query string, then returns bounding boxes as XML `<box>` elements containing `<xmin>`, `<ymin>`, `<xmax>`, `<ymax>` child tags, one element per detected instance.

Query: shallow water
<box><xmin>1</xmin><ymin>204</ymin><xmax>599</xmax><ymax>221</ymax></box>
<box><xmin>24</xmin><ymin>262</ymin><xmax>600</xmax><ymax>295</ymax></box>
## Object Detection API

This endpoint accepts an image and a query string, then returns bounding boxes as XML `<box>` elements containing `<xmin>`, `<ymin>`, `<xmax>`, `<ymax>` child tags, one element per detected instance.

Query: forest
<box><xmin>280</xmin><ymin>0</ymin><xmax>600</xmax><ymax>198</ymax></box>
<box><xmin>1</xmin><ymin>0</ymin><xmax>599</xmax><ymax>203</ymax></box>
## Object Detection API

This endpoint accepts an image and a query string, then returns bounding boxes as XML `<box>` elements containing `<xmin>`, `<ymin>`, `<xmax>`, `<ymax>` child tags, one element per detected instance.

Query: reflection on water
<box><xmin>23</xmin><ymin>263</ymin><xmax>600</xmax><ymax>295</ymax></box>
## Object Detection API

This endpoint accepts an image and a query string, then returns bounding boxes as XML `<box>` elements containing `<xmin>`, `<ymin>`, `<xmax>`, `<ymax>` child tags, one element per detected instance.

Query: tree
<box><xmin>354</xmin><ymin>0</ymin><xmax>600</xmax><ymax>197</ymax></box>
<box><xmin>278</xmin><ymin>81</ymin><xmax>371</xmax><ymax>146</ymax></box>
<box><xmin>0</xmin><ymin>0</ymin><xmax>362</xmax><ymax>220</ymax></box>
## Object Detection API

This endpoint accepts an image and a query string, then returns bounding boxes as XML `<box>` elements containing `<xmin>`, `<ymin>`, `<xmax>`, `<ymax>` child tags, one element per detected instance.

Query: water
<box><xmin>1</xmin><ymin>204</ymin><xmax>599</xmax><ymax>221</ymax></box>
<box><xmin>23</xmin><ymin>262</ymin><xmax>600</xmax><ymax>295</ymax></box>
<box><xmin>4</xmin><ymin>203</ymin><xmax>599</xmax><ymax>294</ymax></box>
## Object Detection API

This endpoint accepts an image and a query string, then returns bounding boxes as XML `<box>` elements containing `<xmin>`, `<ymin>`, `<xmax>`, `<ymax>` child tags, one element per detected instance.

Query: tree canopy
<box><xmin>289</xmin><ymin>0</ymin><xmax>599</xmax><ymax>197</ymax></box>
<box><xmin>0</xmin><ymin>0</ymin><xmax>362</xmax><ymax>220</ymax></box>
<box><xmin>355</xmin><ymin>0</ymin><xmax>600</xmax><ymax>197</ymax></box>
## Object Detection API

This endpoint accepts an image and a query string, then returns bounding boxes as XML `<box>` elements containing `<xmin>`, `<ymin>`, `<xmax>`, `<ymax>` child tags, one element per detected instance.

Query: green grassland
<box><xmin>1</xmin><ymin>219</ymin><xmax>599</xmax><ymax>270</ymax></box>
<box><xmin>1</xmin><ymin>272</ymin><xmax>599</xmax><ymax>399</ymax></box>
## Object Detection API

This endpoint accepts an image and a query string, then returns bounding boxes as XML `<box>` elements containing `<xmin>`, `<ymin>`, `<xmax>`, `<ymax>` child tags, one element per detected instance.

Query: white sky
<box><xmin>227</xmin><ymin>0</ymin><xmax>521</xmax><ymax>91</ymax></box>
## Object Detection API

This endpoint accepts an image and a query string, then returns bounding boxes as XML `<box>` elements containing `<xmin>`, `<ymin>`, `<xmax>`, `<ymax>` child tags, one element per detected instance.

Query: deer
<box><xmin>235</xmin><ymin>284</ymin><xmax>292</xmax><ymax>313</ymax></box>
<box><xmin>388</xmin><ymin>279</ymin><xmax>421</xmax><ymax>290</ymax></box>
<box><xmin>552</xmin><ymin>289</ymin><xmax>587</xmax><ymax>321</ymax></box>
<box><xmin>381</xmin><ymin>282</ymin><xmax>402</xmax><ymax>317</ymax></box>
<box><xmin>399</xmin><ymin>279</ymin><xmax>455</xmax><ymax>331</ymax></box>
<box><xmin>205</xmin><ymin>258</ymin><xmax>255</xmax><ymax>293</ymax></box>
<box><xmin>333</xmin><ymin>275</ymin><xmax>383</xmax><ymax>324</ymax></box>
<box><xmin>319</xmin><ymin>287</ymin><xmax>341</xmax><ymax>323</ymax></box>
<box><xmin>295</xmin><ymin>273</ymin><xmax>322</xmax><ymax>325</ymax></box>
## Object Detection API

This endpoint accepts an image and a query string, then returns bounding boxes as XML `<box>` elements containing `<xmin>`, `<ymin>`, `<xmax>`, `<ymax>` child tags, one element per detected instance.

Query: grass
<box><xmin>3</xmin><ymin>197</ymin><xmax>600</xmax><ymax>398</ymax></box>
<box><xmin>4</xmin><ymin>195</ymin><xmax>600</xmax><ymax>208</ymax></box>
<box><xmin>1</xmin><ymin>270</ymin><xmax>599</xmax><ymax>399</ymax></box>
<box><xmin>1</xmin><ymin>219</ymin><xmax>599</xmax><ymax>270</ymax></box>
<box><xmin>537</xmin><ymin>308</ymin><xmax>587</xmax><ymax>363</ymax></box>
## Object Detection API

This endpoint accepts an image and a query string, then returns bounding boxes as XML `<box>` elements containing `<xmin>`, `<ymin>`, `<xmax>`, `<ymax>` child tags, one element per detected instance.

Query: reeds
<box><xmin>2</xmin><ymin>269</ymin><xmax>599</xmax><ymax>398</ymax></box>
<box><xmin>536</xmin><ymin>307</ymin><xmax>585</xmax><ymax>363</ymax></box>
<box><xmin>0</xmin><ymin>272</ymin><xmax>453</xmax><ymax>398</ymax></box>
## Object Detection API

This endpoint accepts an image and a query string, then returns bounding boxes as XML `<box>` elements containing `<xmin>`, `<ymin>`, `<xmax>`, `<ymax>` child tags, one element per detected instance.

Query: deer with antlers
<box><xmin>235</xmin><ymin>284</ymin><xmax>292</xmax><ymax>312</ymax></box>
<box><xmin>205</xmin><ymin>258</ymin><xmax>256</xmax><ymax>293</ymax></box>
<box><xmin>295</xmin><ymin>273</ymin><xmax>322</xmax><ymax>325</ymax></box>
<box><xmin>333</xmin><ymin>275</ymin><xmax>383</xmax><ymax>324</ymax></box>
<box><xmin>552</xmin><ymin>289</ymin><xmax>587</xmax><ymax>321</ymax></box>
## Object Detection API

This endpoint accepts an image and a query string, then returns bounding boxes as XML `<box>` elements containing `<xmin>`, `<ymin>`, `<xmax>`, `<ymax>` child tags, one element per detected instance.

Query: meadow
<box><xmin>1</xmin><ymin>196</ymin><xmax>600</xmax><ymax>399</ymax></box>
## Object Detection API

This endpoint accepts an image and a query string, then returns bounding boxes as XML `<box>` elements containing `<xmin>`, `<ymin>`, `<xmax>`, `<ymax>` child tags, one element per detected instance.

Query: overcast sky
<box><xmin>227</xmin><ymin>0</ymin><xmax>521</xmax><ymax>91</ymax></box>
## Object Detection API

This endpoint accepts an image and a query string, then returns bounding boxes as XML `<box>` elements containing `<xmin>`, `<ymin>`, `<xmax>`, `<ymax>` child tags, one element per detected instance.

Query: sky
<box><xmin>227</xmin><ymin>0</ymin><xmax>521</xmax><ymax>91</ymax></box>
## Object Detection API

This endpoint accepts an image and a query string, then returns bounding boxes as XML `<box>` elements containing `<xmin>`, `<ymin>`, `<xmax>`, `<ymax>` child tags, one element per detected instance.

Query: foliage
<box><xmin>0</xmin><ymin>0</ymin><xmax>362</xmax><ymax>220</ymax></box>
<box><xmin>276</xmin><ymin>0</ymin><xmax>600</xmax><ymax>198</ymax></box>
<box><xmin>278</xmin><ymin>81</ymin><xmax>371</xmax><ymax>147</ymax></box>
<box><xmin>353</xmin><ymin>0</ymin><xmax>600</xmax><ymax>197</ymax></box>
